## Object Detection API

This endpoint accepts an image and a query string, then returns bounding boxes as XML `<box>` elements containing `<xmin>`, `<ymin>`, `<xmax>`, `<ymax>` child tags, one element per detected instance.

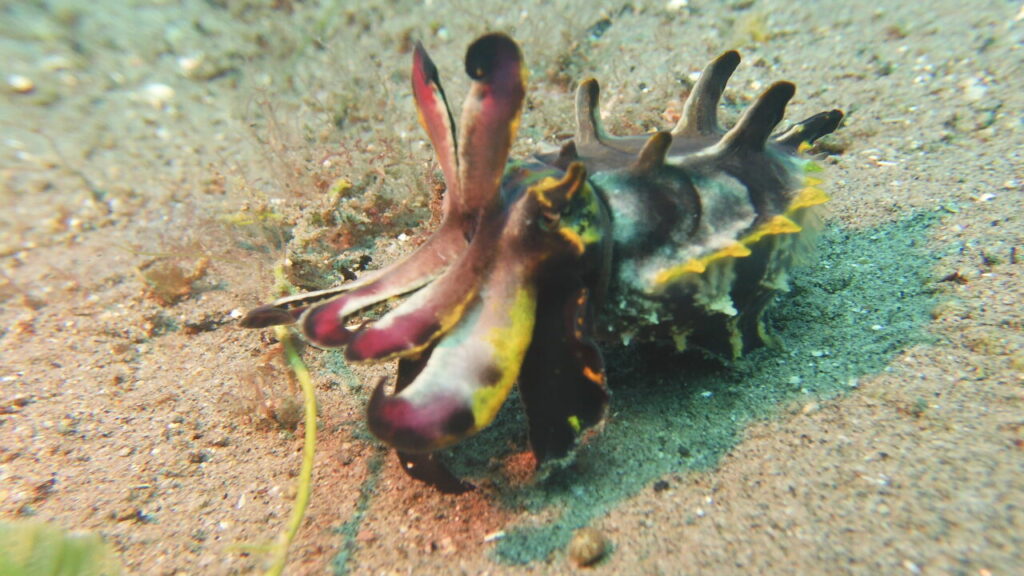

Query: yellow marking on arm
<box><xmin>559</xmin><ymin>228</ymin><xmax>586</xmax><ymax>254</ymax></box>
<box><xmin>471</xmin><ymin>287</ymin><xmax>537</xmax><ymax>427</ymax></box>
<box><xmin>582</xmin><ymin>366</ymin><xmax>604</xmax><ymax>384</ymax></box>
<box><xmin>532</xmin><ymin>176</ymin><xmax>559</xmax><ymax>209</ymax></box>
<box><xmin>567</xmin><ymin>415</ymin><xmax>581</xmax><ymax>433</ymax></box>
<box><xmin>361</xmin><ymin>288</ymin><xmax>478</xmax><ymax>364</ymax></box>
<box><xmin>532</xmin><ymin>165</ymin><xmax>585</xmax><ymax>209</ymax></box>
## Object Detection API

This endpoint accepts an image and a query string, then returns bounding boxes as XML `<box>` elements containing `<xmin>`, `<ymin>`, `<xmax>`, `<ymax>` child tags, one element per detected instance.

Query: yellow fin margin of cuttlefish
<box><xmin>654</xmin><ymin>241</ymin><xmax>752</xmax><ymax>285</ymax></box>
<box><xmin>653</xmin><ymin>171</ymin><xmax>830</xmax><ymax>288</ymax></box>
<box><xmin>652</xmin><ymin>216</ymin><xmax>800</xmax><ymax>287</ymax></box>
<box><xmin>741</xmin><ymin>214</ymin><xmax>803</xmax><ymax>244</ymax></box>
<box><xmin>787</xmin><ymin>176</ymin><xmax>830</xmax><ymax>212</ymax></box>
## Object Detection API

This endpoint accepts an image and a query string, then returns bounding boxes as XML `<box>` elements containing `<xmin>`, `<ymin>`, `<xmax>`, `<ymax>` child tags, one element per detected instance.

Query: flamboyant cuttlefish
<box><xmin>241</xmin><ymin>33</ymin><xmax>843</xmax><ymax>493</ymax></box>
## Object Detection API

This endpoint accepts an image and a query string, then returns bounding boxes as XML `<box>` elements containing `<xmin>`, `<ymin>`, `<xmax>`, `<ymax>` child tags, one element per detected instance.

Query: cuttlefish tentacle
<box><xmin>298</xmin><ymin>34</ymin><xmax>527</xmax><ymax>350</ymax></box>
<box><xmin>412</xmin><ymin>41</ymin><xmax>460</xmax><ymax>209</ymax></box>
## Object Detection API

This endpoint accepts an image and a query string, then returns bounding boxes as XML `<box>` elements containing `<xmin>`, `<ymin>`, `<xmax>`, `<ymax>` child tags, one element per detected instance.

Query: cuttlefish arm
<box><xmin>392</xmin><ymin>355</ymin><xmax>475</xmax><ymax>494</ymax></box>
<box><xmin>239</xmin><ymin>39</ymin><xmax>471</xmax><ymax>343</ymax></box>
<box><xmin>456</xmin><ymin>33</ymin><xmax>526</xmax><ymax>225</ymax></box>
<box><xmin>518</xmin><ymin>285</ymin><xmax>608</xmax><ymax>463</ymax></box>
<box><xmin>367</xmin><ymin>164</ymin><xmax>593</xmax><ymax>454</ymax></box>
<box><xmin>343</xmin><ymin>219</ymin><xmax>497</xmax><ymax>362</ymax></box>
<box><xmin>366</xmin><ymin>262</ymin><xmax>537</xmax><ymax>453</ymax></box>
<box><xmin>340</xmin><ymin>34</ymin><xmax>528</xmax><ymax>361</ymax></box>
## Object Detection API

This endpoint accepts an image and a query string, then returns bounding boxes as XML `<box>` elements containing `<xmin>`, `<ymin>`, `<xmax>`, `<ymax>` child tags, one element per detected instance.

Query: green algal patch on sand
<box><xmin>0</xmin><ymin>520</ymin><xmax>123</xmax><ymax>576</ymax></box>
<box><xmin>444</xmin><ymin>212</ymin><xmax>938</xmax><ymax>564</ymax></box>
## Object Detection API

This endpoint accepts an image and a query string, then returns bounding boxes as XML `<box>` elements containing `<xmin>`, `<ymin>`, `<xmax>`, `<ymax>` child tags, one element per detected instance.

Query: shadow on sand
<box><xmin>439</xmin><ymin>213</ymin><xmax>939</xmax><ymax>564</ymax></box>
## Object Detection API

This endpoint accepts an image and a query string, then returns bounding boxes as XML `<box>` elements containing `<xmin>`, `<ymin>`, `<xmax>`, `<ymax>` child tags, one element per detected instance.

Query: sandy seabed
<box><xmin>1</xmin><ymin>1</ymin><xmax>1022</xmax><ymax>574</ymax></box>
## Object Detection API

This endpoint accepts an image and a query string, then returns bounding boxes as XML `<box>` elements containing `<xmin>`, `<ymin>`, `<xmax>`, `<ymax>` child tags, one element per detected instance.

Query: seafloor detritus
<box><xmin>240</xmin><ymin>33</ymin><xmax>843</xmax><ymax>493</ymax></box>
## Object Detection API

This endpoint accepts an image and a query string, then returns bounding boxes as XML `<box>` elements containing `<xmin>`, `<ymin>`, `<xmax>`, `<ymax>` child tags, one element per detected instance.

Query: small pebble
<box><xmin>139</xmin><ymin>82</ymin><xmax>175</xmax><ymax>109</ymax></box>
<box><xmin>568</xmin><ymin>527</ymin><xmax>607</xmax><ymax>567</ymax></box>
<box><xmin>8</xmin><ymin>74</ymin><xmax>35</xmax><ymax>94</ymax></box>
<box><xmin>178</xmin><ymin>54</ymin><xmax>203</xmax><ymax>75</ymax></box>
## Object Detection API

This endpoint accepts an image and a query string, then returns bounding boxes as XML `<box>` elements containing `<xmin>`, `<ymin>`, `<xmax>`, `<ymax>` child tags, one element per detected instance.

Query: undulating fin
<box><xmin>771</xmin><ymin>109</ymin><xmax>844</xmax><ymax>150</ymax></box>
<box><xmin>519</xmin><ymin>286</ymin><xmax>608</xmax><ymax>463</ymax></box>
<box><xmin>412</xmin><ymin>41</ymin><xmax>460</xmax><ymax>210</ymax></box>
<box><xmin>457</xmin><ymin>33</ymin><xmax>525</xmax><ymax>228</ymax></box>
<box><xmin>633</xmin><ymin>131</ymin><xmax>673</xmax><ymax>172</ymax></box>
<box><xmin>672</xmin><ymin>50</ymin><xmax>740</xmax><ymax>137</ymax></box>
<box><xmin>715</xmin><ymin>81</ymin><xmax>795</xmax><ymax>154</ymax></box>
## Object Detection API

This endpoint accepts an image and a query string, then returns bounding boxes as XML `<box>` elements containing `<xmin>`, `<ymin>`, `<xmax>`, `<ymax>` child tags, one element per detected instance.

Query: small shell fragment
<box><xmin>8</xmin><ymin>74</ymin><xmax>35</xmax><ymax>93</ymax></box>
<box><xmin>139</xmin><ymin>82</ymin><xmax>175</xmax><ymax>109</ymax></box>
<box><xmin>482</xmin><ymin>530</ymin><xmax>505</xmax><ymax>543</ymax></box>
<box><xmin>568</xmin><ymin>527</ymin><xmax>608</xmax><ymax>567</ymax></box>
